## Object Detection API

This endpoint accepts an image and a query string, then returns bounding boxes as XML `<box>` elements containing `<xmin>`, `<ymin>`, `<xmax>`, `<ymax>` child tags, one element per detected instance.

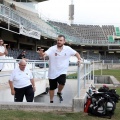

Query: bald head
<box><xmin>19</xmin><ymin>59</ymin><xmax>27</xmax><ymax>71</ymax></box>
<box><xmin>19</xmin><ymin>59</ymin><xmax>26</xmax><ymax>64</ymax></box>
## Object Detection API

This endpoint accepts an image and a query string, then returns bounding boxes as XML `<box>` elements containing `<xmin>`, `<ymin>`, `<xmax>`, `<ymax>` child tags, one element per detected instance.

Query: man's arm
<box><xmin>38</xmin><ymin>49</ymin><xmax>47</xmax><ymax>58</ymax></box>
<box><xmin>8</xmin><ymin>80</ymin><xmax>15</xmax><ymax>95</ymax></box>
<box><xmin>0</xmin><ymin>46</ymin><xmax>8</xmax><ymax>56</ymax></box>
<box><xmin>4</xmin><ymin>48</ymin><xmax>8</xmax><ymax>55</ymax></box>
<box><xmin>17</xmin><ymin>54</ymin><xmax>21</xmax><ymax>59</ymax></box>
<box><xmin>75</xmin><ymin>52</ymin><xmax>82</xmax><ymax>65</ymax></box>
<box><xmin>75</xmin><ymin>52</ymin><xmax>81</xmax><ymax>61</ymax></box>
<box><xmin>0</xmin><ymin>52</ymin><xmax>4</xmax><ymax>56</ymax></box>
<box><xmin>30</xmin><ymin>79</ymin><xmax>36</xmax><ymax>92</ymax></box>
<box><xmin>3</xmin><ymin>44</ymin><xmax>8</xmax><ymax>55</ymax></box>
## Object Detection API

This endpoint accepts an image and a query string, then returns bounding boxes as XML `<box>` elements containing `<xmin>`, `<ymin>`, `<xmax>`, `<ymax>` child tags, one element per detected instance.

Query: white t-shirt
<box><xmin>9</xmin><ymin>67</ymin><xmax>33</xmax><ymax>88</ymax></box>
<box><xmin>0</xmin><ymin>46</ymin><xmax>5</xmax><ymax>58</ymax></box>
<box><xmin>45</xmin><ymin>45</ymin><xmax>76</xmax><ymax>79</ymax></box>
<box><xmin>0</xmin><ymin>46</ymin><xmax>5</xmax><ymax>70</ymax></box>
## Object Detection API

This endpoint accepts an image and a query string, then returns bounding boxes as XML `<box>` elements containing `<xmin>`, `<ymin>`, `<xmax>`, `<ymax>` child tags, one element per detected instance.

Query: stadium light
<box><xmin>69</xmin><ymin>0</ymin><xmax>74</xmax><ymax>25</ymax></box>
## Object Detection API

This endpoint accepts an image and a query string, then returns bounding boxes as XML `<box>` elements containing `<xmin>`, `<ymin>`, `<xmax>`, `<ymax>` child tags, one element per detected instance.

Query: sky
<box><xmin>35</xmin><ymin>0</ymin><xmax>120</xmax><ymax>25</ymax></box>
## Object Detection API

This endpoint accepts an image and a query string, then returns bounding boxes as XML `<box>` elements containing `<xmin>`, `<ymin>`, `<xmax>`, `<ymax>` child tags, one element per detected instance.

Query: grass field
<box><xmin>67</xmin><ymin>69</ymin><xmax>120</xmax><ymax>82</ymax></box>
<box><xmin>0</xmin><ymin>69</ymin><xmax>120</xmax><ymax>120</ymax></box>
<box><xmin>94</xmin><ymin>69</ymin><xmax>120</xmax><ymax>82</ymax></box>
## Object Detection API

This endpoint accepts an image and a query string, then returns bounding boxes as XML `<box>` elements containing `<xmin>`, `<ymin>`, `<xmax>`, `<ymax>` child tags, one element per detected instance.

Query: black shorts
<box><xmin>49</xmin><ymin>74</ymin><xmax>66</xmax><ymax>90</ymax></box>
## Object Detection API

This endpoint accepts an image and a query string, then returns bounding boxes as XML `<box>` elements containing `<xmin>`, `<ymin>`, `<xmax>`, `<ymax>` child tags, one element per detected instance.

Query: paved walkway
<box><xmin>34</xmin><ymin>79</ymin><xmax>78</xmax><ymax>105</ymax></box>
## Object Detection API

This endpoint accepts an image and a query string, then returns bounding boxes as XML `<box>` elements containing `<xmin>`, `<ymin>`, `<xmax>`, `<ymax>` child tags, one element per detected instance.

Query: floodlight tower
<box><xmin>69</xmin><ymin>0</ymin><xmax>74</xmax><ymax>25</ymax></box>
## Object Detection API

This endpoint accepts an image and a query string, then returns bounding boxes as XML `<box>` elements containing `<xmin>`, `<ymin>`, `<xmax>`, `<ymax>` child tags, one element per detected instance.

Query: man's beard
<box><xmin>57</xmin><ymin>43</ymin><xmax>63</xmax><ymax>48</ymax></box>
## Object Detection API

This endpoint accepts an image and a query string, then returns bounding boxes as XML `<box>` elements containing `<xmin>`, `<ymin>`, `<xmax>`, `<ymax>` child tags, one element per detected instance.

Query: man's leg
<box><xmin>14</xmin><ymin>88</ymin><xmax>24</xmax><ymax>102</ymax></box>
<box><xmin>49</xmin><ymin>79</ymin><xmax>57</xmax><ymax>103</ymax></box>
<box><xmin>58</xmin><ymin>84</ymin><xmax>64</xmax><ymax>93</ymax></box>
<box><xmin>57</xmin><ymin>84</ymin><xmax>64</xmax><ymax>101</ymax></box>
<box><xmin>57</xmin><ymin>74</ymin><xmax>66</xmax><ymax>101</ymax></box>
<box><xmin>49</xmin><ymin>90</ymin><xmax>54</xmax><ymax>103</ymax></box>
<box><xmin>57</xmin><ymin>74</ymin><xmax>66</xmax><ymax>93</ymax></box>
<box><xmin>25</xmin><ymin>85</ymin><xmax>34</xmax><ymax>102</ymax></box>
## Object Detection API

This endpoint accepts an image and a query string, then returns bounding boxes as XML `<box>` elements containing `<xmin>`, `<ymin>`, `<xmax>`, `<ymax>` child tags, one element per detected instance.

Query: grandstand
<box><xmin>0</xmin><ymin>0</ymin><xmax>120</xmax><ymax>62</ymax></box>
<box><xmin>48</xmin><ymin>20</ymin><xmax>120</xmax><ymax>61</ymax></box>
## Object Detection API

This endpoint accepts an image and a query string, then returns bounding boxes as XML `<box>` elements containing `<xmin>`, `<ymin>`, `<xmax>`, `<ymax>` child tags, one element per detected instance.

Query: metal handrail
<box><xmin>77</xmin><ymin>60</ymin><xmax>92</xmax><ymax>97</ymax></box>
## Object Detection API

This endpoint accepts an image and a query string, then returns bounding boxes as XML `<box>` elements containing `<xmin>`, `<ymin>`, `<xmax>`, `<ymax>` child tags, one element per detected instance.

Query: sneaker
<box><xmin>50</xmin><ymin>101</ymin><xmax>53</xmax><ymax>103</ymax></box>
<box><xmin>57</xmin><ymin>92</ymin><xmax>63</xmax><ymax>101</ymax></box>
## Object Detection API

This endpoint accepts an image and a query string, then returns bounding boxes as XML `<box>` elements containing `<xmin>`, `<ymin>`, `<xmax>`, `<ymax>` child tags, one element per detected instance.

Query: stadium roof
<box><xmin>34</xmin><ymin>0</ymin><xmax>48</xmax><ymax>2</ymax></box>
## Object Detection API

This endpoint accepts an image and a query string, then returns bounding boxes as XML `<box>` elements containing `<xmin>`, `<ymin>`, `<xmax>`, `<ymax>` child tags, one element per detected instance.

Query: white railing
<box><xmin>0</xmin><ymin>57</ymin><xmax>94</xmax><ymax>101</ymax></box>
<box><xmin>1</xmin><ymin>57</ymin><xmax>120</xmax><ymax>99</ymax></box>
<box><xmin>0</xmin><ymin>58</ymin><xmax>48</xmax><ymax>71</ymax></box>
<box><xmin>77</xmin><ymin>60</ymin><xmax>92</xmax><ymax>97</ymax></box>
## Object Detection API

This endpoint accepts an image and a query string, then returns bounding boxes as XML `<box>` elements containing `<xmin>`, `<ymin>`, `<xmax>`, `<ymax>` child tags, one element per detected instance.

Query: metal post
<box><xmin>101</xmin><ymin>62</ymin><xmax>102</xmax><ymax>75</ymax></box>
<box><xmin>93</xmin><ymin>61</ymin><xmax>94</xmax><ymax>82</ymax></box>
<box><xmin>88</xmin><ymin>64</ymin><xmax>89</xmax><ymax>81</ymax></box>
<box><xmin>32</xmin><ymin>62</ymin><xmax>34</xmax><ymax>71</ymax></box>
<box><xmin>90</xmin><ymin>63</ymin><xmax>91</xmax><ymax>80</ymax></box>
<box><xmin>33</xmin><ymin>61</ymin><xmax>35</xmax><ymax>69</ymax></box>
<box><xmin>44</xmin><ymin>57</ymin><xmax>46</xmax><ymax>69</ymax></box>
<box><xmin>84</xmin><ymin>64</ymin><xmax>86</xmax><ymax>88</ymax></box>
<box><xmin>14</xmin><ymin>62</ymin><xmax>15</xmax><ymax>69</ymax></box>
<box><xmin>77</xmin><ymin>65</ymin><xmax>80</xmax><ymax>98</ymax></box>
<box><xmin>103</xmin><ymin>60</ymin><xmax>104</xmax><ymax>65</ymax></box>
<box><xmin>112</xmin><ymin>60</ymin><xmax>113</xmax><ymax>68</ymax></box>
<box><xmin>44</xmin><ymin>60</ymin><xmax>47</xmax><ymax>79</ymax></box>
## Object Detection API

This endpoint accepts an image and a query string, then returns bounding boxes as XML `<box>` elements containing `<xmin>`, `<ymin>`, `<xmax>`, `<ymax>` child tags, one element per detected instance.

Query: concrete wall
<box><xmin>94</xmin><ymin>75</ymin><xmax>120</xmax><ymax>85</ymax></box>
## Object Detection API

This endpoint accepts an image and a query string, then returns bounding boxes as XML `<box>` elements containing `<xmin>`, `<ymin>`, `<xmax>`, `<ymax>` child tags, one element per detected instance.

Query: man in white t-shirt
<box><xmin>9</xmin><ymin>59</ymin><xmax>36</xmax><ymax>102</ymax></box>
<box><xmin>38</xmin><ymin>35</ymin><xmax>81</xmax><ymax>103</ymax></box>
<box><xmin>0</xmin><ymin>38</ymin><xmax>8</xmax><ymax>71</ymax></box>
